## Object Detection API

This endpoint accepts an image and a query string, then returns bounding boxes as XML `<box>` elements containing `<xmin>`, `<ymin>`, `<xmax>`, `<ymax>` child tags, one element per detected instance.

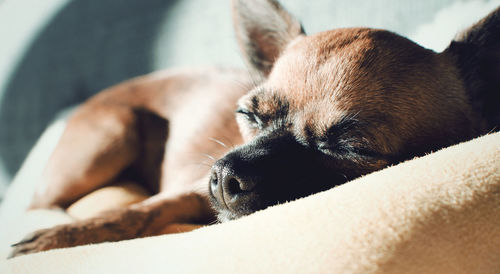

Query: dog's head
<box><xmin>210</xmin><ymin>0</ymin><xmax>500</xmax><ymax>221</ymax></box>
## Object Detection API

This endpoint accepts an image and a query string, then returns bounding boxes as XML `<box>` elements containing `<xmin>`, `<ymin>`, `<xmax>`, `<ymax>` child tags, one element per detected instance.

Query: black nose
<box><xmin>210</xmin><ymin>160</ymin><xmax>257</xmax><ymax>211</ymax></box>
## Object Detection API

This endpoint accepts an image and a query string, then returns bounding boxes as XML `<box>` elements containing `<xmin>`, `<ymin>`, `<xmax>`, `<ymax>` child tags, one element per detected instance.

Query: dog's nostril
<box><xmin>210</xmin><ymin>172</ymin><xmax>218</xmax><ymax>187</ymax></box>
<box><xmin>226</xmin><ymin>177</ymin><xmax>243</xmax><ymax>195</ymax></box>
<box><xmin>225</xmin><ymin>175</ymin><xmax>256</xmax><ymax>195</ymax></box>
<box><xmin>209</xmin><ymin>171</ymin><xmax>219</xmax><ymax>195</ymax></box>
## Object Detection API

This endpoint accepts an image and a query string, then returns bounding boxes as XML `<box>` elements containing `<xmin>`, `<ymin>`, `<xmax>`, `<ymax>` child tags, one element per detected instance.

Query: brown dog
<box><xmin>9</xmin><ymin>0</ymin><xmax>500</xmax><ymax>257</ymax></box>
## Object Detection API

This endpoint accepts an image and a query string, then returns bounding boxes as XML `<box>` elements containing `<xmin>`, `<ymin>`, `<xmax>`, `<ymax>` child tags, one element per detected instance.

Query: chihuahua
<box><xmin>9</xmin><ymin>0</ymin><xmax>499</xmax><ymax>257</ymax></box>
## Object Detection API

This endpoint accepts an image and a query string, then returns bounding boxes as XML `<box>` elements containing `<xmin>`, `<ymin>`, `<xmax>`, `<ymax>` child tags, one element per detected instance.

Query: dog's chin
<box><xmin>214</xmin><ymin>202</ymin><xmax>262</xmax><ymax>222</ymax></box>
<box><xmin>216</xmin><ymin>209</ymin><xmax>243</xmax><ymax>223</ymax></box>
<box><xmin>209</xmin><ymin>196</ymin><xmax>247</xmax><ymax>222</ymax></box>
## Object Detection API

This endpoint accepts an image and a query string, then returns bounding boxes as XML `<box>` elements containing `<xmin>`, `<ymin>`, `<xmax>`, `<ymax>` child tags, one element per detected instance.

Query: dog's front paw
<box><xmin>8</xmin><ymin>208</ymin><xmax>152</xmax><ymax>259</ymax></box>
<box><xmin>8</xmin><ymin>224</ymin><xmax>74</xmax><ymax>258</ymax></box>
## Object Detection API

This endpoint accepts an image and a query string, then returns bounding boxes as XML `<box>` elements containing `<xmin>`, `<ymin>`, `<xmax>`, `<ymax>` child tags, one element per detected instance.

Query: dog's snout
<box><xmin>225</xmin><ymin>176</ymin><xmax>250</xmax><ymax>194</ymax></box>
<box><xmin>210</xmin><ymin>160</ymin><xmax>257</xmax><ymax>211</ymax></box>
<box><xmin>209</xmin><ymin>132</ymin><xmax>335</xmax><ymax>220</ymax></box>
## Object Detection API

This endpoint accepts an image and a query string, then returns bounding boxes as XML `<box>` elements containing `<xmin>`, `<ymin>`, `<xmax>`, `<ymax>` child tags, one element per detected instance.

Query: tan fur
<box><xmin>8</xmin><ymin>0</ymin><xmax>499</xmax><ymax>257</ymax></box>
<box><xmin>66</xmin><ymin>182</ymin><xmax>150</xmax><ymax>220</ymax></box>
<box><xmin>246</xmin><ymin>29</ymin><xmax>478</xmax><ymax>155</ymax></box>
<box><xmin>9</xmin><ymin>67</ymin><xmax>251</xmax><ymax>257</ymax></box>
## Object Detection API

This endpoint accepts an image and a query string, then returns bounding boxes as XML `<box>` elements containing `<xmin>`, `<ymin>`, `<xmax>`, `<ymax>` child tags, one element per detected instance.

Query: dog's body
<box><xmin>9</xmin><ymin>0</ymin><xmax>500</xmax><ymax>257</ymax></box>
<box><xmin>10</xmin><ymin>67</ymin><xmax>251</xmax><ymax>255</ymax></box>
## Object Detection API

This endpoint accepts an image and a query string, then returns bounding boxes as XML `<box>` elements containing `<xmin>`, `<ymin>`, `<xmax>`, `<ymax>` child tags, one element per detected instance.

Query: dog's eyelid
<box><xmin>316</xmin><ymin>136</ymin><xmax>386</xmax><ymax>160</ymax></box>
<box><xmin>236</xmin><ymin>108</ymin><xmax>265</xmax><ymax>129</ymax></box>
<box><xmin>315</xmin><ymin>138</ymin><xmax>338</xmax><ymax>154</ymax></box>
<box><xmin>317</xmin><ymin>141</ymin><xmax>332</xmax><ymax>151</ymax></box>
<box><xmin>337</xmin><ymin>142</ymin><xmax>394</xmax><ymax>161</ymax></box>
<box><xmin>326</xmin><ymin>118</ymin><xmax>360</xmax><ymax>136</ymax></box>
<box><xmin>235</xmin><ymin>108</ymin><xmax>251</xmax><ymax>115</ymax></box>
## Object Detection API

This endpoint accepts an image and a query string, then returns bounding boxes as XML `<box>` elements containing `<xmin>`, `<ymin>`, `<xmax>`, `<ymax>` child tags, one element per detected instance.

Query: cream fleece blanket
<box><xmin>2</xmin><ymin>131</ymin><xmax>500</xmax><ymax>273</ymax></box>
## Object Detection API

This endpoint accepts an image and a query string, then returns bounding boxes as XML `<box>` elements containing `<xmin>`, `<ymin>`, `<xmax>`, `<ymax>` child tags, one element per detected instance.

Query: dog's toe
<box><xmin>11</xmin><ymin>231</ymin><xmax>42</xmax><ymax>247</ymax></box>
<box><xmin>7</xmin><ymin>226</ymin><xmax>69</xmax><ymax>259</ymax></box>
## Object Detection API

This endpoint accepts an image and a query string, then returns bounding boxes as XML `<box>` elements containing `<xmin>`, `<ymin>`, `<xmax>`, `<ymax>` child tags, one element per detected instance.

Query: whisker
<box><xmin>183</xmin><ymin>161</ymin><xmax>214</xmax><ymax>171</ymax></box>
<box><xmin>201</xmin><ymin>153</ymin><xmax>216</xmax><ymax>161</ymax></box>
<box><xmin>339</xmin><ymin>173</ymin><xmax>348</xmax><ymax>181</ymax></box>
<box><xmin>207</xmin><ymin>219</ymin><xmax>219</xmax><ymax>225</ymax></box>
<box><xmin>217</xmin><ymin>135</ymin><xmax>235</xmax><ymax>150</ymax></box>
<box><xmin>192</xmin><ymin>184</ymin><xmax>211</xmax><ymax>198</ymax></box>
<box><xmin>233</xmin><ymin>78</ymin><xmax>257</xmax><ymax>92</ymax></box>
<box><xmin>208</xmin><ymin>137</ymin><xmax>228</xmax><ymax>148</ymax></box>
<box><xmin>487</xmin><ymin>126</ymin><xmax>498</xmax><ymax>135</ymax></box>
<box><xmin>194</xmin><ymin>162</ymin><xmax>213</xmax><ymax>168</ymax></box>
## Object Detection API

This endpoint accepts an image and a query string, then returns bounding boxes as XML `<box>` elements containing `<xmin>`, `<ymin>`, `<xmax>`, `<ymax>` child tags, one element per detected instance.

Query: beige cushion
<box><xmin>3</xmin><ymin>132</ymin><xmax>499</xmax><ymax>273</ymax></box>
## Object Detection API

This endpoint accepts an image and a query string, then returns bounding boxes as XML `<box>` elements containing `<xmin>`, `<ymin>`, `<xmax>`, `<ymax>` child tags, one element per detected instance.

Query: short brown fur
<box><xmin>9</xmin><ymin>0</ymin><xmax>500</xmax><ymax>257</ymax></box>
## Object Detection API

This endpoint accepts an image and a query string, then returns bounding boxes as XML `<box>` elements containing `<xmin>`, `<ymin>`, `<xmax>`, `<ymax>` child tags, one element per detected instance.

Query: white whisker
<box><xmin>201</xmin><ymin>153</ymin><xmax>216</xmax><ymax>161</ymax></box>
<box><xmin>208</xmin><ymin>137</ymin><xmax>228</xmax><ymax>148</ymax></box>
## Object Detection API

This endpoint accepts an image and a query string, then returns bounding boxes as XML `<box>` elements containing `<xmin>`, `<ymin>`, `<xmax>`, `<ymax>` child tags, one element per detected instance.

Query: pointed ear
<box><xmin>232</xmin><ymin>0</ymin><xmax>305</xmax><ymax>78</ymax></box>
<box><xmin>443</xmin><ymin>6</ymin><xmax>500</xmax><ymax>128</ymax></box>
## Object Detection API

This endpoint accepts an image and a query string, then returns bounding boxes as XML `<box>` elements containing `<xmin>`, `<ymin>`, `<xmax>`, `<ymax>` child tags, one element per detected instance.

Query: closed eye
<box><xmin>316</xmin><ymin>140</ymin><xmax>333</xmax><ymax>152</ymax></box>
<box><xmin>317</xmin><ymin>138</ymin><xmax>394</xmax><ymax>162</ymax></box>
<box><xmin>236</xmin><ymin>108</ymin><xmax>263</xmax><ymax>128</ymax></box>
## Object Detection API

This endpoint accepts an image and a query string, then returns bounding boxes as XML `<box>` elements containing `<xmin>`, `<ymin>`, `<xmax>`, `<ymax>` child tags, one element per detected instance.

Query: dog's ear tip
<box><xmin>449</xmin><ymin>6</ymin><xmax>500</xmax><ymax>45</ymax></box>
<box><xmin>232</xmin><ymin>0</ymin><xmax>303</xmax><ymax>78</ymax></box>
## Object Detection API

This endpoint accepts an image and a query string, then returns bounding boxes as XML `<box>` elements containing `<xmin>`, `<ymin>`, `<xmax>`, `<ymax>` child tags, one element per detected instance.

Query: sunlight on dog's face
<box><xmin>208</xmin><ymin>0</ymin><xmax>491</xmax><ymax>222</ymax></box>
<box><xmin>210</xmin><ymin>28</ymin><xmax>477</xmax><ymax>222</ymax></box>
<box><xmin>238</xmin><ymin>28</ymin><xmax>449</xmax><ymax>158</ymax></box>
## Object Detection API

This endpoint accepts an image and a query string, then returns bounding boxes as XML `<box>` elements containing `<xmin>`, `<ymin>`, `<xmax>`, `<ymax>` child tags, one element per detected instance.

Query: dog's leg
<box><xmin>10</xmin><ymin>189</ymin><xmax>212</xmax><ymax>258</ymax></box>
<box><xmin>29</xmin><ymin>102</ymin><xmax>145</xmax><ymax>209</ymax></box>
<box><xmin>29</xmin><ymin>68</ymin><xmax>249</xmax><ymax>210</ymax></box>
<box><xmin>9</xmin><ymin>68</ymin><xmax>251</xmax><ymax>258</ymax></box>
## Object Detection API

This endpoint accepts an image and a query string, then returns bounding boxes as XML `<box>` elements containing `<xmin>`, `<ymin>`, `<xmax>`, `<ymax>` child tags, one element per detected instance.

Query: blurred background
<box><xmin>0</xmin><ymin>0</ymin><xmax>498</xmax><ymax>203</ymax></box>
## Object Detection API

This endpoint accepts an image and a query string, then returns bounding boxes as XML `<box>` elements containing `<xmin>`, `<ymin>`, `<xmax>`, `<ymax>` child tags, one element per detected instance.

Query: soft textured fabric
<box><xmin>2</xmin><ymin>131</ymin><xmax>499</xmax><ymax>273</ymax></box>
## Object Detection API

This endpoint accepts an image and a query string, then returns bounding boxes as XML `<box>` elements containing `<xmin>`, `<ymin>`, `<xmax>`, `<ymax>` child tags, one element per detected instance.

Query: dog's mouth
<box><xmin>212</xmin><ymin>207</ymin><xmax>241</xmax><ymax>222</ymax></box>
<box><xmin>207</xmin><ymin>192</ymin><xmax>244</xmax><ymax>223</ymax></box>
